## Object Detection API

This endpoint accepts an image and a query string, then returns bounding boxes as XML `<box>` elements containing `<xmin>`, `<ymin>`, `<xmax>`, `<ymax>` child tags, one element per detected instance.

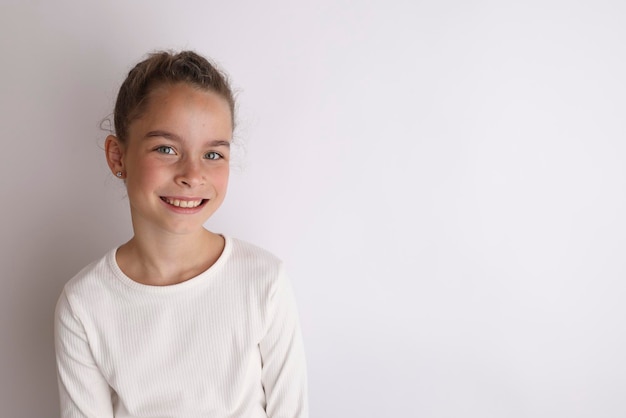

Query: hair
<box><xmin>113</xmin><ymin>50</ymin><xmax>235</xmax><ymax>143</ymax></box>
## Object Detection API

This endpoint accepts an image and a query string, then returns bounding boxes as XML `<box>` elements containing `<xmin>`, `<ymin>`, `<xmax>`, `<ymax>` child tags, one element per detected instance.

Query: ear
<box><xmin>105</xmin><ymin>135</ymin><xmax>126</xmax><ymax>176</ymax></box>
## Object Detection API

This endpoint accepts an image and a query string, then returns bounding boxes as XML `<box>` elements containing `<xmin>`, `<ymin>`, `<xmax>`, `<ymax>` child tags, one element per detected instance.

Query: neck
<box><xmin>116</xmin><ymin>228</ymin><xmax>225</xmax><ymax>286</ymax></box>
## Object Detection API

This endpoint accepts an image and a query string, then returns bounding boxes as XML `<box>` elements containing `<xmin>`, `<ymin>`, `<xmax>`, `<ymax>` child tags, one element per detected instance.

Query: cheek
<box><xmin>212</xmin><ymin>167</ymin><xmax>230</xmax><ymax>191</ymax></box>
<box><xmin>127</xmin><ymin>157</ymin><xmax>164</xmax><ymax>187</ymax></box>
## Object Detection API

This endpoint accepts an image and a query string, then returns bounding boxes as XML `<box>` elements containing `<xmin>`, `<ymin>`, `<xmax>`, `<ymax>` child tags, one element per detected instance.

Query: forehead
<box><xmin>132</xmin><ymin>83</ymin><xmax>233</xmax><ymax>134</ymax></box>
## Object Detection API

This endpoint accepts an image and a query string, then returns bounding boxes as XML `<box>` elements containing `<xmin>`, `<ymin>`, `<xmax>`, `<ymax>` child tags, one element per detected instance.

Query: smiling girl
<box><xmin>54</xmin><ymin>51</ymin><xmax>308</xmax><ymax>417</ymax></box>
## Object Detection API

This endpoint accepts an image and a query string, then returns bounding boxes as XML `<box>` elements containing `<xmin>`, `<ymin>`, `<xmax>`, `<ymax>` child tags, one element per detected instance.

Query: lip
<box><xmin>160</xmin><ymin>196</ymin><xmax>208</xmax><ymax>213</ymax></box>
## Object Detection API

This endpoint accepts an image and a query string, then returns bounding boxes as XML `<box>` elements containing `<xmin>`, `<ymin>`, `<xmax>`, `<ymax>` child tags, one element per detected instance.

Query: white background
<box><xmin>1</xmin><ymin>1</ymin><xmax>625</xmax><ymax>417</ymax></box>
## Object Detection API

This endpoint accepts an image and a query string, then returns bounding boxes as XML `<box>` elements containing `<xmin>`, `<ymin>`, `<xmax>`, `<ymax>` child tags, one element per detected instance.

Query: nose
<box><xmin>175</xmin><ymin>158</ymin><xmax>205</xmax><ymax>188</ymax></box>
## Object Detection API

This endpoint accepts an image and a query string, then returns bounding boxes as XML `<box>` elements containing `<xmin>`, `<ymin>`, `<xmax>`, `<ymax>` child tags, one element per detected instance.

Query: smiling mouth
<box><xmin>161</xmin><ymin>197</ymin><xmax>206</xmax><ymax>208</ymax></box>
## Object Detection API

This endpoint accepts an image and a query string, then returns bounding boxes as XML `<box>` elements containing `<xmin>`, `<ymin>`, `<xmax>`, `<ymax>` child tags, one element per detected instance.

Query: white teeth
<box><xmin>164</xmin><ymin>198</ymin><xmax>203</xmax><ymax>208</ymax></box>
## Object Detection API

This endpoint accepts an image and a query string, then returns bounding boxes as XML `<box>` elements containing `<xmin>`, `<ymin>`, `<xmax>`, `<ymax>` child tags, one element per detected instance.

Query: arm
<box><xmin>259</xmin><ymin>266</ymin><xmax>309</xmax><ymax>418</ymax></box>
<box><xmin>54</xmin><ymin>291</ymin><xmax>115</xmax><ymax>418</ymax></box>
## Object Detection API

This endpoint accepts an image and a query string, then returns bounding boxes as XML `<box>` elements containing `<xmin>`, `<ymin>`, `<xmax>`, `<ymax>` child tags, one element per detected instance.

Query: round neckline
<box><xmin>107</xmin><ymin>235</ymin><xmax>232</xmax><ymax>293</ymax></box>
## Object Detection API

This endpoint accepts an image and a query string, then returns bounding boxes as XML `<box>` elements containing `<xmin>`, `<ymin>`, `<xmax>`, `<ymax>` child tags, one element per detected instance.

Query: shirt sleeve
<box><xmin>259</xmin><ymin>265</ymin><xmax>309</xmax><ymax>418</ymax></box>
<box><xmin>54</xmin><ymin>291</ymin><xmax>115</xmax><ymax>418</ymax></box>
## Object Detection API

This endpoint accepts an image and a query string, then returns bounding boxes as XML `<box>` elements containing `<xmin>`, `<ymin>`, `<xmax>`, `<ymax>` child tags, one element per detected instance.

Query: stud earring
<box><xmin>116</xmin><ymin>171</ymin><xmax>123</xmax><ymax>178</ymax></box>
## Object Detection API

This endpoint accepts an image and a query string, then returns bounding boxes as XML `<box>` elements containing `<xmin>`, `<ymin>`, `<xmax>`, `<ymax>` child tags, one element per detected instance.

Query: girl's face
<box><xmin>108</xmin><ymin>82</ymin><xmax>233</xmax><ymax>236</ymax></box>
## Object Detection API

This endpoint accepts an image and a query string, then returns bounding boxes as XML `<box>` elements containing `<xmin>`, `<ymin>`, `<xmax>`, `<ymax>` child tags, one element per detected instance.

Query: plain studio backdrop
<box><xmin>1</xmin><ymin>0</ymin><xmax>625</xmax><ymax>416</ymax></box>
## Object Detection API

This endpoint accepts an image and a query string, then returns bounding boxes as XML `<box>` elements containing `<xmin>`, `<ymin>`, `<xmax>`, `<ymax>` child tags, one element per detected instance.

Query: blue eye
<box><xmin>205</xmin><ymin>151</ymin><xmax>222</xmax><ymax>160</ymax></box>
<box><xmin>156</xmin><ymin>146</ymin><xmax>175</xmax><ymax>155</ymax></box>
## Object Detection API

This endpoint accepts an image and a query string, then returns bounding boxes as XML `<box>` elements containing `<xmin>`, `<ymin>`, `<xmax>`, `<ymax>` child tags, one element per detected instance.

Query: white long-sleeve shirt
<box><xmin>55</xmin><ymin>236</ymin><xmax>308</xmax><ymax>418</ymax></box>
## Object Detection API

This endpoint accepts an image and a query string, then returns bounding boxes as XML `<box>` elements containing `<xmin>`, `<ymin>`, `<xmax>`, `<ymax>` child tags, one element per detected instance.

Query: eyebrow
<box><xmin>145</xmin><ymin>130</ymin><xmax>231</xmax><ymax>148</ymax></box>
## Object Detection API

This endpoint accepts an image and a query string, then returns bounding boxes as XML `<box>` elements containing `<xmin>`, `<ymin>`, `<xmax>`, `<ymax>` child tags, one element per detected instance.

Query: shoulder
<box><xmin>63</xmin><ymin>249</ymin><xmax>116</xmax><ymax>292</ymax></box>
<box><xmin>222</xmin><ymin>237</ymin><xmax>296</xmax><ymax>326</ymax></box>
<box><xmin>225</xmin><ymin>236</ymin><xmax>284</xmax><ymax>275</ymax></box>
<box><xmin>56</xmin><ymin>248</ymin><xmax>118</xmax><ymax>316</ymax></box>
<box><xmin>222</xmin><ymin>237</ymin><xmax>288</xmax><ymax>298</ymax></box>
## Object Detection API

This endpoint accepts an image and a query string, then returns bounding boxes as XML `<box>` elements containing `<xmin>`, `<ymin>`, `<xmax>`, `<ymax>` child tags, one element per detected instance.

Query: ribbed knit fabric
<box><xmin>54</xmin><ymin>236</ymin><xmax>308</xmax><ymax>418</ymax></box>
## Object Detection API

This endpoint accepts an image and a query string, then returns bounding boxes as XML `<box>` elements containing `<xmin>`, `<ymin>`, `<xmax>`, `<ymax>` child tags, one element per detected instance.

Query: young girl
<box><xmin>54</xmin><ymin>50</ymin><xmax>308</xmax><ymax>417</ymax></box>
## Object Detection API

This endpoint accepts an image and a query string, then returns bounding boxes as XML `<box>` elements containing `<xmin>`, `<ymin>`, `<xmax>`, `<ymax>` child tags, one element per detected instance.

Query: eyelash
<box><xmin>205</xmin><ymin>151</ymin><xmax>223</xmax><ymax>160</ymax></box>
<box><xmin>155</xmin><ymin>146</ymin><xmax>176</xmax><ymax>155</ymax></box>
<box><xmin>155</xmin><ymin>146</ymin><xmax>223</xmax><ymax>160</ymax></box>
